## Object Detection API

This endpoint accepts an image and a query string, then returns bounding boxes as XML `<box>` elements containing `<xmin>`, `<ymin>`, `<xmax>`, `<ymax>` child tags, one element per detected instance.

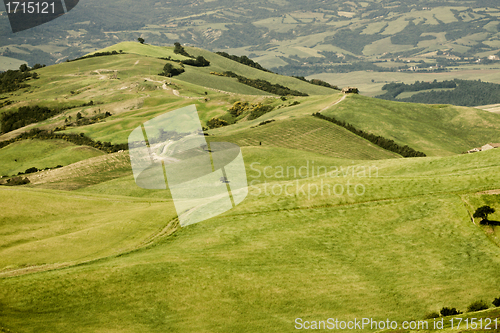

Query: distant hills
<box><xmin>2</xmin><ymin>0</ymin><xmax>500</xmax><ymax>77</ymax></box>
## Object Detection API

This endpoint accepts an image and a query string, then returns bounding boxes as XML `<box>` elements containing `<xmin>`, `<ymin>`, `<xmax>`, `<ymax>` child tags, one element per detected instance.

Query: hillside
<box><xmin>1</xmin><ymin>43</ymin><xmax>500</xmax><ymax>333</ymax></box>
<box><xmin>0</xmin><ymin>139</ymin><xmax>104</xmax><ymax>177</ymax></box>
<box><xmin>322</xmin><ymin>94</ymin><xmax>500</xmax><ymax>156</ymax></box>
<box><xmin>1</xmin><ymin>147</ymin><xmax>500</xmax><ymax>332</ymax></box>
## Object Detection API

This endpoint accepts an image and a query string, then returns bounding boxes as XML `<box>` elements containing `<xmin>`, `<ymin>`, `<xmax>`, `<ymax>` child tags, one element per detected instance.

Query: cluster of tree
<box><xmin>0</xmin><ymin>129</ymin><xmax>128</xmax><ymax>153</ymax></box>
<box><xmin>0</xmin><ymin>65</ymin><xmax>40</xmax><ymax>93</ymax></box>
<box><xmin>63</xmin><ymin>111</ymin><xmax>112</xmax><ymax>127</ymax></box>
<box><xmin>215</xmin><ymin>52</ymin><xmax>271</xmax><ymax>72</ymax></box>
<box><xmin>424</xmin><ymin>298</ymin><xmax>499</xmax><ymax>320</ymax></box>
<box><xmin>70</xmin><ymin>50</ymin><xmax>123</xmax><ymax>62</ymax></box>
<box><xmin>158</xmin><ymin>63</ymin><xmax>185</xmax><ymax>77</ymax></box>
<box><xmin>379</xmin><ymin>80</ymin><xmax>457</xmax><ymax>98</ymax></box>
<box><xmin>211</xmin><ymin>71</ymin><xmax>308</xmax><ymax>96</ymax></box>
<box><xmin>1</xmin><ymin>105</ymin><xmax>60</xmax><ymax>133</ymax></box>
<box><xmin>377</xmin><ymin>79</ymin><xmax>500</xmax><ymax>106</ymax></box>
<box><xmin>173</xmin><ymin>42</ymin><xmax>191</xmax><ymax>57</ymax></box>
<box><xmin>312</xmin><ymin>113</ymin><xmax>426</xmax><ymax>157</ymax></box>
<box><xmin>16</xmin><ymin>165</ymin><xmax>63</xmax><ymax>176</ymax></box>
<box><xmin>2</xmin><ymin>100</ymin><xmax>105</xmax><ymax>133</ymax></box>
<box><xmin>293</xmin><ymin>76</ymin><xmax>340</xmax><ymax>90</ymax></box>
<box><xmin>181</xmin><ymin>56</ymin><xmax>210</xmax><ymax>67</ymax></box>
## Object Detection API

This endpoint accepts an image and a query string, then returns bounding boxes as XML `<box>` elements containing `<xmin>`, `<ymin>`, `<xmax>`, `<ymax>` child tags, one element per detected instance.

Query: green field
<box><xmin>1</xmin><ymin>43</ymin><xmax>500</xmax><ymax>333</ymax></box>
<box><xmin>0</xmin><ymin>139</ymin><xmax>104</xmax><ymax>176</ymax></box>
<box><xmin>321</xmin><ymin>94</ymin><xmax>500</xmax><ymax>156</ymax></box>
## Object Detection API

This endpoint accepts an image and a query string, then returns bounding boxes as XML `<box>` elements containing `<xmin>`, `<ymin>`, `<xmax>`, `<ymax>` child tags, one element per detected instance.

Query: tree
<box><xmin>76</xmin><ymin>112</ymin><xmax>83</xmax><ymax>120</ymax></box>
<box><xmin>493</xmin><ymin>297</ymin><xmax>500</xmax><ymax>307</ymax></box>
<box><xmin>467</xmin><ymin>300</ymin><xmax>489</xmax><ymax>312</ymax></box>
<box><xmin>440</xmin><ymin>307</ymin><xmax>462</xmax><ymax>317</ymax></box>
<box><xmin>138</xmin><ymin>37</ymin><xmax>145</xmax><ymax>44</ymax></box>
<box><xmin>159</xmin><ymin>63</ymin><xmax>184</xmax><ymax>77</ymax></box>
<box><xmin>473</xmin><ymin>205</ymin><xmax>495</xmax><ymax>224</ymax></box>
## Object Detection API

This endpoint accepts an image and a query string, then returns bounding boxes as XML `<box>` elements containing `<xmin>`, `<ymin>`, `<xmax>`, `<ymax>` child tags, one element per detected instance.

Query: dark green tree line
<box><xmin>312</xmin><ymin>113</ymin><xmax>426</xmax><ymax>157</ymax></box>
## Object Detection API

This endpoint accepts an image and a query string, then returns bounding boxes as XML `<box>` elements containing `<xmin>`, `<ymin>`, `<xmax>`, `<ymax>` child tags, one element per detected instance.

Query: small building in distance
<box><xmin>466</xmin><ymin>143</ymin><xmax>500</xmax><ymax>153</ymax></box>
<box><xmin>342</xmin><ymin>87</ymin><xmax>359</xmax><ymax>94</ymax></box>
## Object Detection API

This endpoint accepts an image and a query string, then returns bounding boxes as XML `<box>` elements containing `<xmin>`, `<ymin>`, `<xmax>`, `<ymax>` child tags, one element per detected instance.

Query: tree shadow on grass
<box><xmin>480</xmin><ymin>220</ymin><xmax>500</xmax><ymax>226</ymax></box>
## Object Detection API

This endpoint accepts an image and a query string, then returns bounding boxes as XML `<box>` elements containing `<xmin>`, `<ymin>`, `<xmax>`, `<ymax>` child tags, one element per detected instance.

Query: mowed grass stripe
<box><xmin>210</xmin><ymin>116</ymin><xmax>400</xmax><ymax>160</ymax></box>
<box><xmin>0</xmin><ymin>194</ymin><xmax>498</xmax><ymax>332</ymax></box>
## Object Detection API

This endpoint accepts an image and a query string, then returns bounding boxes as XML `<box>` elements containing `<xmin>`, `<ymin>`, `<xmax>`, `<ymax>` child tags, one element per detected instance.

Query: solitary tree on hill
<box><xmin>473</xmin><ymin>205</ymin><xmax>495</xmax><ymax>224</ymax></box>
<box><xmin>138</xmin><ymin>37</ymin><xmax>145</xmax><ymax>44</ymax></box>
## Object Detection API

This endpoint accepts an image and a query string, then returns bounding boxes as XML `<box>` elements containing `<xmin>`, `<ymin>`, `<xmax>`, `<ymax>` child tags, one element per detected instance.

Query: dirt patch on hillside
<box><xmin>478</xmin><ymin>189</ymin><xmax>500</xmax><ymax>195</ymax></box>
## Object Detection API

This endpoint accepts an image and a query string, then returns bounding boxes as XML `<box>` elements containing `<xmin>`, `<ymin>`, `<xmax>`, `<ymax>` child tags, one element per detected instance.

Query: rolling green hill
<box><xmin>0</xmin><ymin>139</ymin><xmax>104</xmax><ymax>177</ymax></box>
<box><xmin>322</xmin><ymin>94</ymin><xmax>500</xmax><ymax>156</ymax></box>
<box><xmin>1</xmin><ymin>43</ymin><xmax>500</xmax><ymax>333</ymax></box>
<box><xmin>1</xmin><ymin>147</ymin><xmax>500</xmax><ymax>332</ymax></box>
<box><xmin>208</xmin><ymin>116</ymin><xmax>400</xmax><ymax>160</ymax></box>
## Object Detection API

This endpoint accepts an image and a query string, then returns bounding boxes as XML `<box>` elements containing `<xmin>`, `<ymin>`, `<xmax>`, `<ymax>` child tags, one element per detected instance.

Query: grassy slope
<box><xmin>0</xmin><ymin>139</ymin><xmax>104</xmax><ymax>176</ymax></box>
<box><xmin>209</xmin><ymin>116</ymin><xmax>400</xmax><ymax>160</ymax></box>
<box><xmin>0</xmin><ymin>148</ymin><xmax>499</xmax><ymax>332</ymax></box>
<box><xmin>181</xmin><ymin>47</ymin><xmax>336</xmax><ymax>96</ymax></box>
<box><xmin>1</xmin><ymin>43</ymin><xmax>500</xmax><ymax>332</ymax></box>
<box><xmin>3</xmin><ymin>43</ymin><xmax>500</xmax><ymax>159</ymax></box>
<box><xmin>89</xmin><ymin>42</ymin><xmax>335</xmax><ymax>96</ymax></box>
<box><xmin>322</xmin><ymin>94</ymin><xmax>500</xmax><ymax>156</ymax></box>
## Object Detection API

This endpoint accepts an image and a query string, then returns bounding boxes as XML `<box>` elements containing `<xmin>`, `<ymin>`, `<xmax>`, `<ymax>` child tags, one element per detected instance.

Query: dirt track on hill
<box><xmin>319</xmin><ymin>94</ymin><xmax>346</xmax><ymax>112</ymax></box>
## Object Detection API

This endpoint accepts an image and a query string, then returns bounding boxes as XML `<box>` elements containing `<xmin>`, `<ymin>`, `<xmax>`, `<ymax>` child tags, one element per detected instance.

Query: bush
<box><xmin>228</xmin><ymin>101</ymin><xmax>249</xmax><ymax>117</ymax></box>
<box><xmin>467</xmin><ymin>300</ymin><xmax>489</xmax><ymax>312</ymax></box>
<box><xmin>440</xmin><ymin>307</ymin><xmax>462</xmax><ymax>317</ymax></box>
<box><xmin>207</xmin><ymin>117</ymin><xmax>228</xmax><ymax>129</ymax></box>
<box><xmin>423</xmin><ymin>312</ymin><xmax>440</xmax><ymax>319</ymax></box>
<box><xmin>181</xmin><ymin>56</ymin><xmax>210</xmax><ymax>67</ymax></box>
<box><xmin>4</xmin><ymin>176</ymin><xmax>30</xmax><ymax>186</ymax></box>
<box><xmin>159</xmin><ymin>63</ymin><xmax>185</xmax><ymax>77</ymax></box>
<box><xmin>492</xmin><ymin>297</ymin><xmax>500</xmax><ymax>307</ymax></box>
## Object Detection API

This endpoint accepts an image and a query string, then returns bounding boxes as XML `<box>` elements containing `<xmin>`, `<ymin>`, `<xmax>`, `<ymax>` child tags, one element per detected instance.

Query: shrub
<box><xmin>207</xmin><ymin>117</ymin><xmax>228</xmax><ymax>129</ymax></box>
<box><xmin>228</xmin><ymin>101</ymin><xmax>249</xmax><ymax>117</ymax></box>
<box><xmin>181</xmin><ymin>56</ymin><xmax>210</xmax><ymax>67</ymax></box>
<box><xmin>423</xmin><ymin>312</ymin><xmax>440</xmax><ymax>319</ymax></box>
<box><xmin>492</xmin><ymin>297</ymin><xmax>500</xmax><ymax>307</ymax></box>
<box><xmin>467</xmin><ymin>300</ymin><xmax>489</xmax><ymax>312</ymax></box>
<box><xmin>4</xmin><ymin>176</ymin><xmax>30</xmax><ymax>186</ymax></box>
<box><xmin>159</xmin><ymin>63</ymin><xmax>185</xmax><ymax>77</ymax></box>
<box><xmin>440</xmin><ymin>307</ymin><xmax>462</xmax><ymax>317</ymax></box>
